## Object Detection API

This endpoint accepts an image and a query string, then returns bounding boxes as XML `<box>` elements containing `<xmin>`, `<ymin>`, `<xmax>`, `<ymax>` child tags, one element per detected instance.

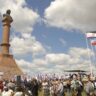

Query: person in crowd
<box><xmin>50</xmin><ymin>83</ymin><xmax>54</xmax><ymax>96</ymax></box>
<box><xmin>65</xmin><ymin>78</ymin><xmax>71</xmax><ymax>96</ymax></box>
<box><xmin>50</xmin><ymin>80</ymin><xmax>58</xmax><ymax>96</ymax></box>
<box><xmin>5</xmin><ymin>86</ymin><xmax>14</xmax><ymax>96</ymax></box>
<box><xmin>31</xmin><ymin>78</ymin><xmax>39</xmax><ymax>96</ymax></box>
<box><xmin>42</xmin><ymin>79</ymin><xmax>50</xmax><ymax>96</ymax></box>
<box><xmin>71</xmin><ymin>74</ymin><xmax>80</xmax><ymax>96</ymax></box>
<box><xmin>23</xmin><ymin>79</ymin><xmax>33</xmax><ymax>96</ymax></box>
<box><xmin>14</xmin><ymin>86</ymin><xmax>24</xmax><ymax>96</ymax></box>
<box><xmin>77</xmin><ymin>75</ymin><xmax>83</xmax><ymax>96</ymax></box>
<box><xmin>84</xmin><ymin>75</ymin><xmax>94</xmax><ymax>96</ymax></box>
<box><xmin>2</xmin><ymin>86</ymin><xmax>9</xmax><ymax>96</ymax></box>
<box><xmin>93</xmin><ymin>77</ymin><xmax>96</xmax><ymax>96</ymax></box>
<box><xmin>57</xmin><ymin>80</ymin><xmax>64</xmax><ymax>96</ymax></box>
<box><xmin>0</xmin><ymin>79</ymin><xmax>3</xmax><ymax>96</ymax></box>
<box><xmin>7</xmin><ymin>80</ymin><xmax>15</xmax><ymax>91</ymax></box>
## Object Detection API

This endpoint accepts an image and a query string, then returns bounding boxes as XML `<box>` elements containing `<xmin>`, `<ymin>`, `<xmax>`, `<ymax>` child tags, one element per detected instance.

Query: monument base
<box><xmin>0</xmin><ymin>53</ymin><xmax>23</xmax><ymax>80</ymax></box>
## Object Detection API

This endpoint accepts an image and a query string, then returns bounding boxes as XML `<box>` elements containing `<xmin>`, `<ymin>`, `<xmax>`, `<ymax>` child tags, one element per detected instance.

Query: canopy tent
<box><xmin>64</xmin><ymin>70</ymin><xmax>87</xmax><ymax>72</ymax></box>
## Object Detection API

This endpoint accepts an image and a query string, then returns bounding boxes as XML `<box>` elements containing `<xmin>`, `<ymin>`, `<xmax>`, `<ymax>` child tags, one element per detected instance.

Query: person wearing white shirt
<box><xmin>57</xmin><ymin>81</ymin><xmax>64</xmax><ymax>96</ymax></box>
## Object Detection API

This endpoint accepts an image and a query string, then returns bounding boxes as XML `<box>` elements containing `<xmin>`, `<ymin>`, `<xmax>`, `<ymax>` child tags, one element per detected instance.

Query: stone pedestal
<box><xmin>0</xmin><ymin>53</ymin><xmax>23</xmax><ymax>79</ymax></box>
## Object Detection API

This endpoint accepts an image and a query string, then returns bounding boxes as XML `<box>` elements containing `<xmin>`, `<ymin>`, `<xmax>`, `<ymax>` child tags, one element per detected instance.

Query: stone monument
<box><xmin>0</xmin><ymin>10</ymin><xmax>23</xmax><ymax>79</ymax></box>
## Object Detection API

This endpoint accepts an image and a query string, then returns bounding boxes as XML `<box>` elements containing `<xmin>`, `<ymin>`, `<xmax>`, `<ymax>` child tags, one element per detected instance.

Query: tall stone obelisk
<box><xmin>0</xmin><ymin>10</ymin><xmax>23</xmax><ymax>79</ymax></box>
<box><xmin>1</xmin><ymin>10</ymin><xmax>13</xmax><ymax>55</ymax></box>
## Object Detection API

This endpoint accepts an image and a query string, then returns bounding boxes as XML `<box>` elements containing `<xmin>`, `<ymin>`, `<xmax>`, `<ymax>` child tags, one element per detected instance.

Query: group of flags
<box><xmin>86</xmin><ymin>31</ymin><xmax>96</xmax><ymax>46</ymax></box>
<box><xmin>86</xmin><ymin>31</ymin><xmax>96</xmax><ymax>76</ymax></box>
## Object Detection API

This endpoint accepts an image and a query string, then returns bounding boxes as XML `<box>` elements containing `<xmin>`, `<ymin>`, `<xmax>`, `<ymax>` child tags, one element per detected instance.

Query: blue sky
<box><xmin>0</xmin><ymin>0</ymin><xmax>96</xmax><ymax>75</ymax></box>
<box><xmin>27</xmin><ymin>0</ymin><xmax>87</xmax><ymax>53</ymax></box>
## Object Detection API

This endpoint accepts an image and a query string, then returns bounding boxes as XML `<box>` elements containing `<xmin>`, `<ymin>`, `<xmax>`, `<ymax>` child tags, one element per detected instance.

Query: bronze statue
<box><xmin>2</xmin><ymin>9</ymin><xmax>13</xmax><ymax>24</ymax></box>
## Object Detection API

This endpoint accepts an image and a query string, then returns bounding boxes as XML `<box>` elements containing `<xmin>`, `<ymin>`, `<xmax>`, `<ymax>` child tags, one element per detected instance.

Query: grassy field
<box><xmin>38</xmin><ymin>90</ymin><xmax>43</xmax><ymax>96</ymax></box>
<box><xmin>38</xmin><ymin>90</ymin><xmax>87</xmax><ymax>96</ymax></box>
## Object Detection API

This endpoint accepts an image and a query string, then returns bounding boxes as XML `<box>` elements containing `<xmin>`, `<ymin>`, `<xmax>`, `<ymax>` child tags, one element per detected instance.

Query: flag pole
<box><xmin>94</xmin><ymin>45</ymin><xmax>96</xmax><ymax>64</ymax></box>
<box><xmin>90</xmin><ymin>41</ymin><xmax>96</xmax><ymax>68</ymax></box>
<box><xmin>84</xmin><ymin>33</ymin><xmax>93</xmax><ymax>77</ymax></box>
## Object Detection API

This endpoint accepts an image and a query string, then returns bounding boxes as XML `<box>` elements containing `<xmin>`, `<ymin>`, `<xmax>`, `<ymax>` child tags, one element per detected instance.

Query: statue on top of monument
<box><xmin>2</xmin><ymin>9</ymin><xmax>13</xmax><ymax>24</ymax></box>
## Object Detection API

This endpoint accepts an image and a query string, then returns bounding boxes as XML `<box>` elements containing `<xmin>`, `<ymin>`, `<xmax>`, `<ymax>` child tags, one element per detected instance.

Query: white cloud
<box><xmin>32</xmin><ymin>59</ymin><xmax>47</xmax><ymax>67</ymax></box>
<box><xmin>0</xmin><ymin>0</ymin><xmax>39</xmax><ymax>34</ymax></box>
<box><xmin>16</xmin><ymin>47</ymin><xmax>95</xmax><ymax>75</ymax></box>
<box><xmin>10</xmin><ymin>36</ymin><xmax>45</xmax><ymax>56</ymax></box>
<box><xmin>16</xmin><ymin>59</ymin><xmax>38</xmax><ymax>74</ymax></box>
<box><xmin>69</xmin><ymin>47</ymin><xmax>93</xmax><ymax>59</ymax></box>
<box><xmin>44</xmin><ymin>0</ymin><xmax>96</xmax><ymax>31</ymax></box>
<box><xmin>46</xmin><ymin>53</ymin><xmax>70</xmax><ymax>64</ymax></box>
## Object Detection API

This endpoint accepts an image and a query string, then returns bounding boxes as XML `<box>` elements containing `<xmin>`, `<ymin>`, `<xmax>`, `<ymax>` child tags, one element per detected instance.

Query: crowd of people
<box><xmin>41</xmin><ymin>74</ymin><xmax>96</xmax><ymax>96</ymax></box>
<box><xmin>0</xmin><ymin>76</ymin><xmax>40</xmax><ymax>96</ymax></box>
<box><xmin>0</xmin><ymin>73</ymin><xmax>96</xmax><ymax>96</ymax></box>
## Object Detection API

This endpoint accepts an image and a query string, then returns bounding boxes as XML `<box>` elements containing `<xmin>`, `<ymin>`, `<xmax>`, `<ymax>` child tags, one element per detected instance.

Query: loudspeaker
<box><xmin>16</xmin><ymin>75</ymin><xmax>21</xmax><ymax>85</ymax></box>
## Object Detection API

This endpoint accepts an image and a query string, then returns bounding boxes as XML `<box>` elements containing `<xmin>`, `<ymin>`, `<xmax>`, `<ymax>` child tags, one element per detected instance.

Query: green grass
<box><xmin>38</xmin><ymin>90</ymin><xmax>43</xmax><ymax>96</ymax></box>
<box><xmin>38</xmin><ymin>90</ymin><xmax>87</xmax><ymax>96</ymax></box>
<box><xmin>82</xmin><ymin>91</ymin><xmax>86</xmax><ymax>96</ymax></box>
